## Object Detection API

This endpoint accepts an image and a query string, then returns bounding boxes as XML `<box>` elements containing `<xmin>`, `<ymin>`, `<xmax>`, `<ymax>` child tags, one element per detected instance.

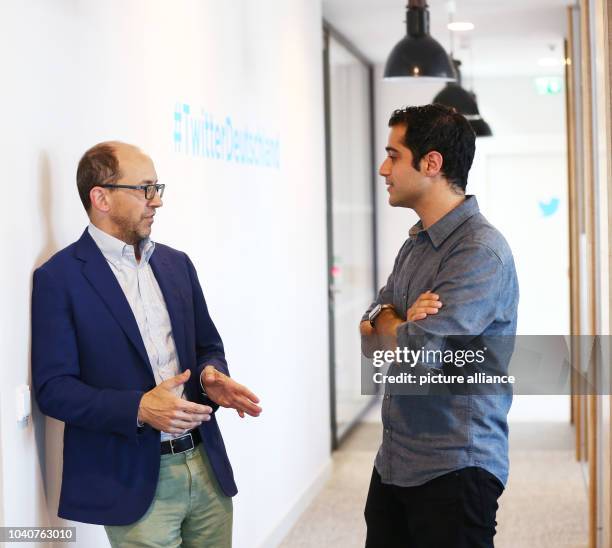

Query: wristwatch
<box><xmin>368</xmin><ymin>303</ymin><xmax>394</xmax><ymax>328</ymax></box>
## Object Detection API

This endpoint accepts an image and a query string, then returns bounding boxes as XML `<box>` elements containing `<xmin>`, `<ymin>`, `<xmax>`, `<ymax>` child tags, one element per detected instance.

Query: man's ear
<box><xmin>422</xmin><ymin>151</ymin><xmax>443</xmax><ymax>177</ymax></box>
<box><xmin>90</xmin><ymin>187</ymin><xmax>111</xmax><ymax>213</ymax></box>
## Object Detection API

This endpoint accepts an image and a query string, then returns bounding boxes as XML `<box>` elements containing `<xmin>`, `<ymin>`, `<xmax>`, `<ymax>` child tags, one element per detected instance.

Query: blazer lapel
<box><xmin>149</xmin><ymin>249</ymin><xmax>189</xmax><ymax>380</ymax></box>
<box><xmin>75</xmin><ymin>230</ymin><xmax>154</xmax><ymax>379</ymax></box>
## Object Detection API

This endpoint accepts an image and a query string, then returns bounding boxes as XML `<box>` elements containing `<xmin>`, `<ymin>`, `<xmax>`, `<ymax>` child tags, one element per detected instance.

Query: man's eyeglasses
<box><xmin>99</xmin><ymin>183</ymin><xmax>165</xmax><ymax>200</ymax></box>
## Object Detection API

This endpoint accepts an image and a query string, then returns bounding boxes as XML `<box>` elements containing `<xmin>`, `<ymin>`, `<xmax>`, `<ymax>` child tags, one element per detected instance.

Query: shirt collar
<box><xmin>87</xmin><ymin>222</ymin><xmax>155</xmax><ymax>268</ymax></box>
<box><xmin>409</xmin><ymin>195</ymin><xmax>480</xmax><ymax>248</ymax></box>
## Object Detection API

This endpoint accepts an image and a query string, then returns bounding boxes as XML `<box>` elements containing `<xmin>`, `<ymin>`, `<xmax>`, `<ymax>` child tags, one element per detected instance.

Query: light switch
<box><xmin>16</xmin><ymin>385</ymin><xmax>31</xmax><ymax>423</ymax></box>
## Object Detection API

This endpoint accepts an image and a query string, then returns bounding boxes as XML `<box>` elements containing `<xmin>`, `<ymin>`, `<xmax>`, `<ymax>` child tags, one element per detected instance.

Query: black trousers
<box><xmin>364</xmin><ymin>466</ymin><xmax>504</xmax><ymax>548</ymax></box>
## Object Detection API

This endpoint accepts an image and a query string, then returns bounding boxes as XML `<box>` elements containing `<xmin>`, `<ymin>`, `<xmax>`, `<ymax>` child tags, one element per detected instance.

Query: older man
<box><xmin>31</xmin><ymin>141</ymin><xmax>261</xmax><ymax>547</ymax></box>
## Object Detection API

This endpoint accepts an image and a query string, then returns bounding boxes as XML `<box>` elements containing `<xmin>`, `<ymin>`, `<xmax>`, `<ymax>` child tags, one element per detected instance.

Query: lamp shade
<box><xmin>434</xmin><ymin>83</ymin><xmax>478</xmax><ymax>113</ymax></box>
<box><xmin>468</xmin><ymin>116</ymin><xmax>493</xmax><ymax>137</ymax></box>
<box><xmin>384</xmin><ymin>3</ymin><xmax>457</xmax><ymax>81</ymax></box>
<box><xmin>432</xmin><ymin>61</ymin><xmax>493</xmax><ymax>137</ymax></box>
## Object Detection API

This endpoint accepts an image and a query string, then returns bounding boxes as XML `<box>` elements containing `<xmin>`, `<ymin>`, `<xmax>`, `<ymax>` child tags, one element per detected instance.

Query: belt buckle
<box><xmin>170</xmin><ymin>432</ymin><xmax>194</xmax><ymax>455</ymax></box>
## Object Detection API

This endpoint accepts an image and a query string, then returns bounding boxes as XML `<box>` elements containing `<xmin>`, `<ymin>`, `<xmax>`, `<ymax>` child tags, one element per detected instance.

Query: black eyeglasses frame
<box><xmin>99</xmin><ymin>183</ymin><xmax>165</xmax><ymax>200</ymax></box>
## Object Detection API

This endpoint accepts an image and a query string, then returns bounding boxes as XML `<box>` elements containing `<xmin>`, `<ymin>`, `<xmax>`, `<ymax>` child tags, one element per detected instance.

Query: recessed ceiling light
<box><xmin>447</xmin><ymin>21</ymin><xmax>474</xmax><ymax>32</ymax></box>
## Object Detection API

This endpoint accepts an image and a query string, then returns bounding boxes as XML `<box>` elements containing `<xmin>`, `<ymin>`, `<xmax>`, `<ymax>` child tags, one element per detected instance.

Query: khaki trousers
<box><xmin>105</xmin><ymin>444</ymin><xmax>232</xmax><ymax>547</ymax></box>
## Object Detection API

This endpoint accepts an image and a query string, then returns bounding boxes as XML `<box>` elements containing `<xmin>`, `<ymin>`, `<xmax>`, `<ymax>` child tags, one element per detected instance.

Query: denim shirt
<box><xmin>364</xmin><ymin>196</ymin><xmax>519</xmax><ymax>487</ymax></box>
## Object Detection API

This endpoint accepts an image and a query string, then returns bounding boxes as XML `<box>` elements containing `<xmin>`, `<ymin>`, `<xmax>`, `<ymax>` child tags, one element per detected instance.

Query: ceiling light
<box><xmin>447</xmin><ymin>21</ymin><xmax>474</xmax><ymax>31</ymax></box>
<box><xmin>384</xmin><ymin>0</ymin><xmax>458</xmax><ymax>82</ymax></box>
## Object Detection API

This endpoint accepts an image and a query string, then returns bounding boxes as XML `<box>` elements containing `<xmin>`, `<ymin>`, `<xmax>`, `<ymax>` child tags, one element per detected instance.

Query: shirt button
<box><xmin>385</xmin><ymin>429</ymin><xmax>390</xmax><ymax>435</ymax></box>
<box><xmin>385</xmin><ymin>395</ymin><xmax>390</xmax><ymax>400</ymax></box>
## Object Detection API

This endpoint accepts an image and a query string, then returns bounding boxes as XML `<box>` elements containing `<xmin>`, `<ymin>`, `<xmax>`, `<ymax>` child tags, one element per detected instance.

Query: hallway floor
<box><xmin>280</xmin><ymin>412</ymin><xmax>588</xmax><ymax>547</ymax></box>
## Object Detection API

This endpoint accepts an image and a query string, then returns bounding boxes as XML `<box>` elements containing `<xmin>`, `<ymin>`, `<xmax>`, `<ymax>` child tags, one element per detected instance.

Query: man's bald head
<box><xmin>76</xmin><ymin>141</ymin><xmax>146</xmax><ymax>213</ymax></box>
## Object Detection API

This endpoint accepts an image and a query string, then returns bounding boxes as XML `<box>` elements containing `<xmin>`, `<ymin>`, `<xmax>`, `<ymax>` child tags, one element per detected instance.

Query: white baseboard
<box><xmin>258</xmin><ymin>459</ymin><xmax>332</xmax><ymax>548</ymax></box>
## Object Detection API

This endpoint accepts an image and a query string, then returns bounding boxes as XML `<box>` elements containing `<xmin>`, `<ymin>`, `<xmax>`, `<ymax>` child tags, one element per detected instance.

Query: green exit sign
<box><xmin>535</xmin><ymin>77</ymin><xmax>563</xmax><ymax>95</ymax></box>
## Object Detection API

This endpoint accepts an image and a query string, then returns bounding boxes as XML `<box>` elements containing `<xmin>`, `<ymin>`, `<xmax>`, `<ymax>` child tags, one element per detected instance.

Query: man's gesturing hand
<box><xmin>202</xmin><ymin>366</ymin><xmax>262</xmax><ymax>419</ymax></box>
<box><xmin>138</xmin><ymin>369</ymin><xmax>212</xmax><ymax>434</ymax></box>
<box><xmin>407</xmin><ymin>291</ymin><xmax>443</xmax><ymax>321</ymax></box>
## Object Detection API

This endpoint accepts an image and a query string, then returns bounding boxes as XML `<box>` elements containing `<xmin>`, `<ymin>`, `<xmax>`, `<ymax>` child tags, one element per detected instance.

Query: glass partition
<box><xmin>324</xmin><ymin>26</ymin><xmax>377</xmax><ymax>447</ymax></box>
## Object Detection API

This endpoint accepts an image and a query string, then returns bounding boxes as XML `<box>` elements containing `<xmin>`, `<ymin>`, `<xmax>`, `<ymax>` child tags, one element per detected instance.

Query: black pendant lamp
<box><xmin>384</xmin><ymin>0</ymin><xmax>458</xmax><ymax>81</ymax></box>
<box><xmin>433</xmin><ymin>59</ymin><xmax>493</xmax><ymax>137</ymax></box>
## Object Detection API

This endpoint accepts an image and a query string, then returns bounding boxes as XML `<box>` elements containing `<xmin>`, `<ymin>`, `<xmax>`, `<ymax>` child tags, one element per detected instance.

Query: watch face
<box><xmin>369</xmin><ymin>304</ymin><xmax>382</xmax><ymax>322</ymax></box>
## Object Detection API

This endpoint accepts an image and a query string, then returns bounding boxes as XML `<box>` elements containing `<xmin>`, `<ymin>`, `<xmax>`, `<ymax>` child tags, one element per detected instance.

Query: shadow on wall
<box><xmin>30</xmin><ymin>151</ymin><xmax>66</xmax><ymax>526</ymax></box>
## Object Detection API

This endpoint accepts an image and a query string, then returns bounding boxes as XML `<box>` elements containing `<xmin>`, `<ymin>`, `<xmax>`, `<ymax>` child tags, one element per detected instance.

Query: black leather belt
<box><xmin>161</xmin><ymin>428</ymin><xmax>202</xmax><ymax>455</ymax></box>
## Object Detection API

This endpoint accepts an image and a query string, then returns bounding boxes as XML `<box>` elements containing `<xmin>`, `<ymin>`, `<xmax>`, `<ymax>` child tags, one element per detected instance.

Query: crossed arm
<box><xmin>361</xmin><ymin>242</ymin><xmax>504</xmax><ymax>356</ymax></box>
<box><xmin>360</xmin><ymin>291</ymin><xmax>443</xmax><ymax>356</ymax></box>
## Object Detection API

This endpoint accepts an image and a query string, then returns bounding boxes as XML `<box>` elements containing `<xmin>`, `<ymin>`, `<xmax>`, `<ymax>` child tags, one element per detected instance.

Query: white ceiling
<box><xmin>322</xmin><ymin>0</ymin><xmax>574</xmax><ymax>77</ymax></box>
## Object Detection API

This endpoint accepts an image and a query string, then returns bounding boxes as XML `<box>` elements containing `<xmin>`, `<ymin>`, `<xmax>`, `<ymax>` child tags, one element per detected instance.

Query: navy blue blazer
<box><xmin>31</xmin><ymin>229</ymin><xmax>237</xmax><ymax>526</ymax></box>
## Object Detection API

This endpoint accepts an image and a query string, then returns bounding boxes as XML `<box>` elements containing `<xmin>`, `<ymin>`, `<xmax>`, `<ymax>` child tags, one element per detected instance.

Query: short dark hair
<box><xmin>388</xmin><ymin>104</ymin><xmax>476</xmax><ymax>192</ymax></box>
<box><xmin>76</xmin><ymin>143</ymin><xmax>121</xmax><ymax>212</ymax></box>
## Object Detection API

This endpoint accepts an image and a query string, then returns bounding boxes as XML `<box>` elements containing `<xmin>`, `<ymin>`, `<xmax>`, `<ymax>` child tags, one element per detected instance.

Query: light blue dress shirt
<box><xmin>364</xmin><ymin>196</ymin><xmax>519</xmax><ymax>487</ymax></box>
<box><xmin>88</xmin><ymin>223</ymin><xmax>188</xmax><ymax>441</ymax></box>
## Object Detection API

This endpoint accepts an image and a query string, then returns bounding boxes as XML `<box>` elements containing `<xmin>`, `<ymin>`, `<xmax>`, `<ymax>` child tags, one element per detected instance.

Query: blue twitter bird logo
<box><xmin>539</xmin><ymin>198</ymin><xmax>560</xmax><ymax>217</ymax></box>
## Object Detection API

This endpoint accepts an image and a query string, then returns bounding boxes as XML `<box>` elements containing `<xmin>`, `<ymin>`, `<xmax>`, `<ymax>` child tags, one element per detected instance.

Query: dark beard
<box><xmin>110</xmin><ymin>214</ymin><xmax>146</xmax><ymax>245</ymax></box>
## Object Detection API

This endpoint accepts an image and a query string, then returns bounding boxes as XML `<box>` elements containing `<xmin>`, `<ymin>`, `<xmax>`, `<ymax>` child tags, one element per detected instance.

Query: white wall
<box><xmin>373</xmin><ymin>65</ymin><xmax>570</xmax><ymax>422</ymax></box>
<box><xmin>0</xmin><ymin>1</ymin><xmax>329</xmax><ymax>547</ymax></box>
